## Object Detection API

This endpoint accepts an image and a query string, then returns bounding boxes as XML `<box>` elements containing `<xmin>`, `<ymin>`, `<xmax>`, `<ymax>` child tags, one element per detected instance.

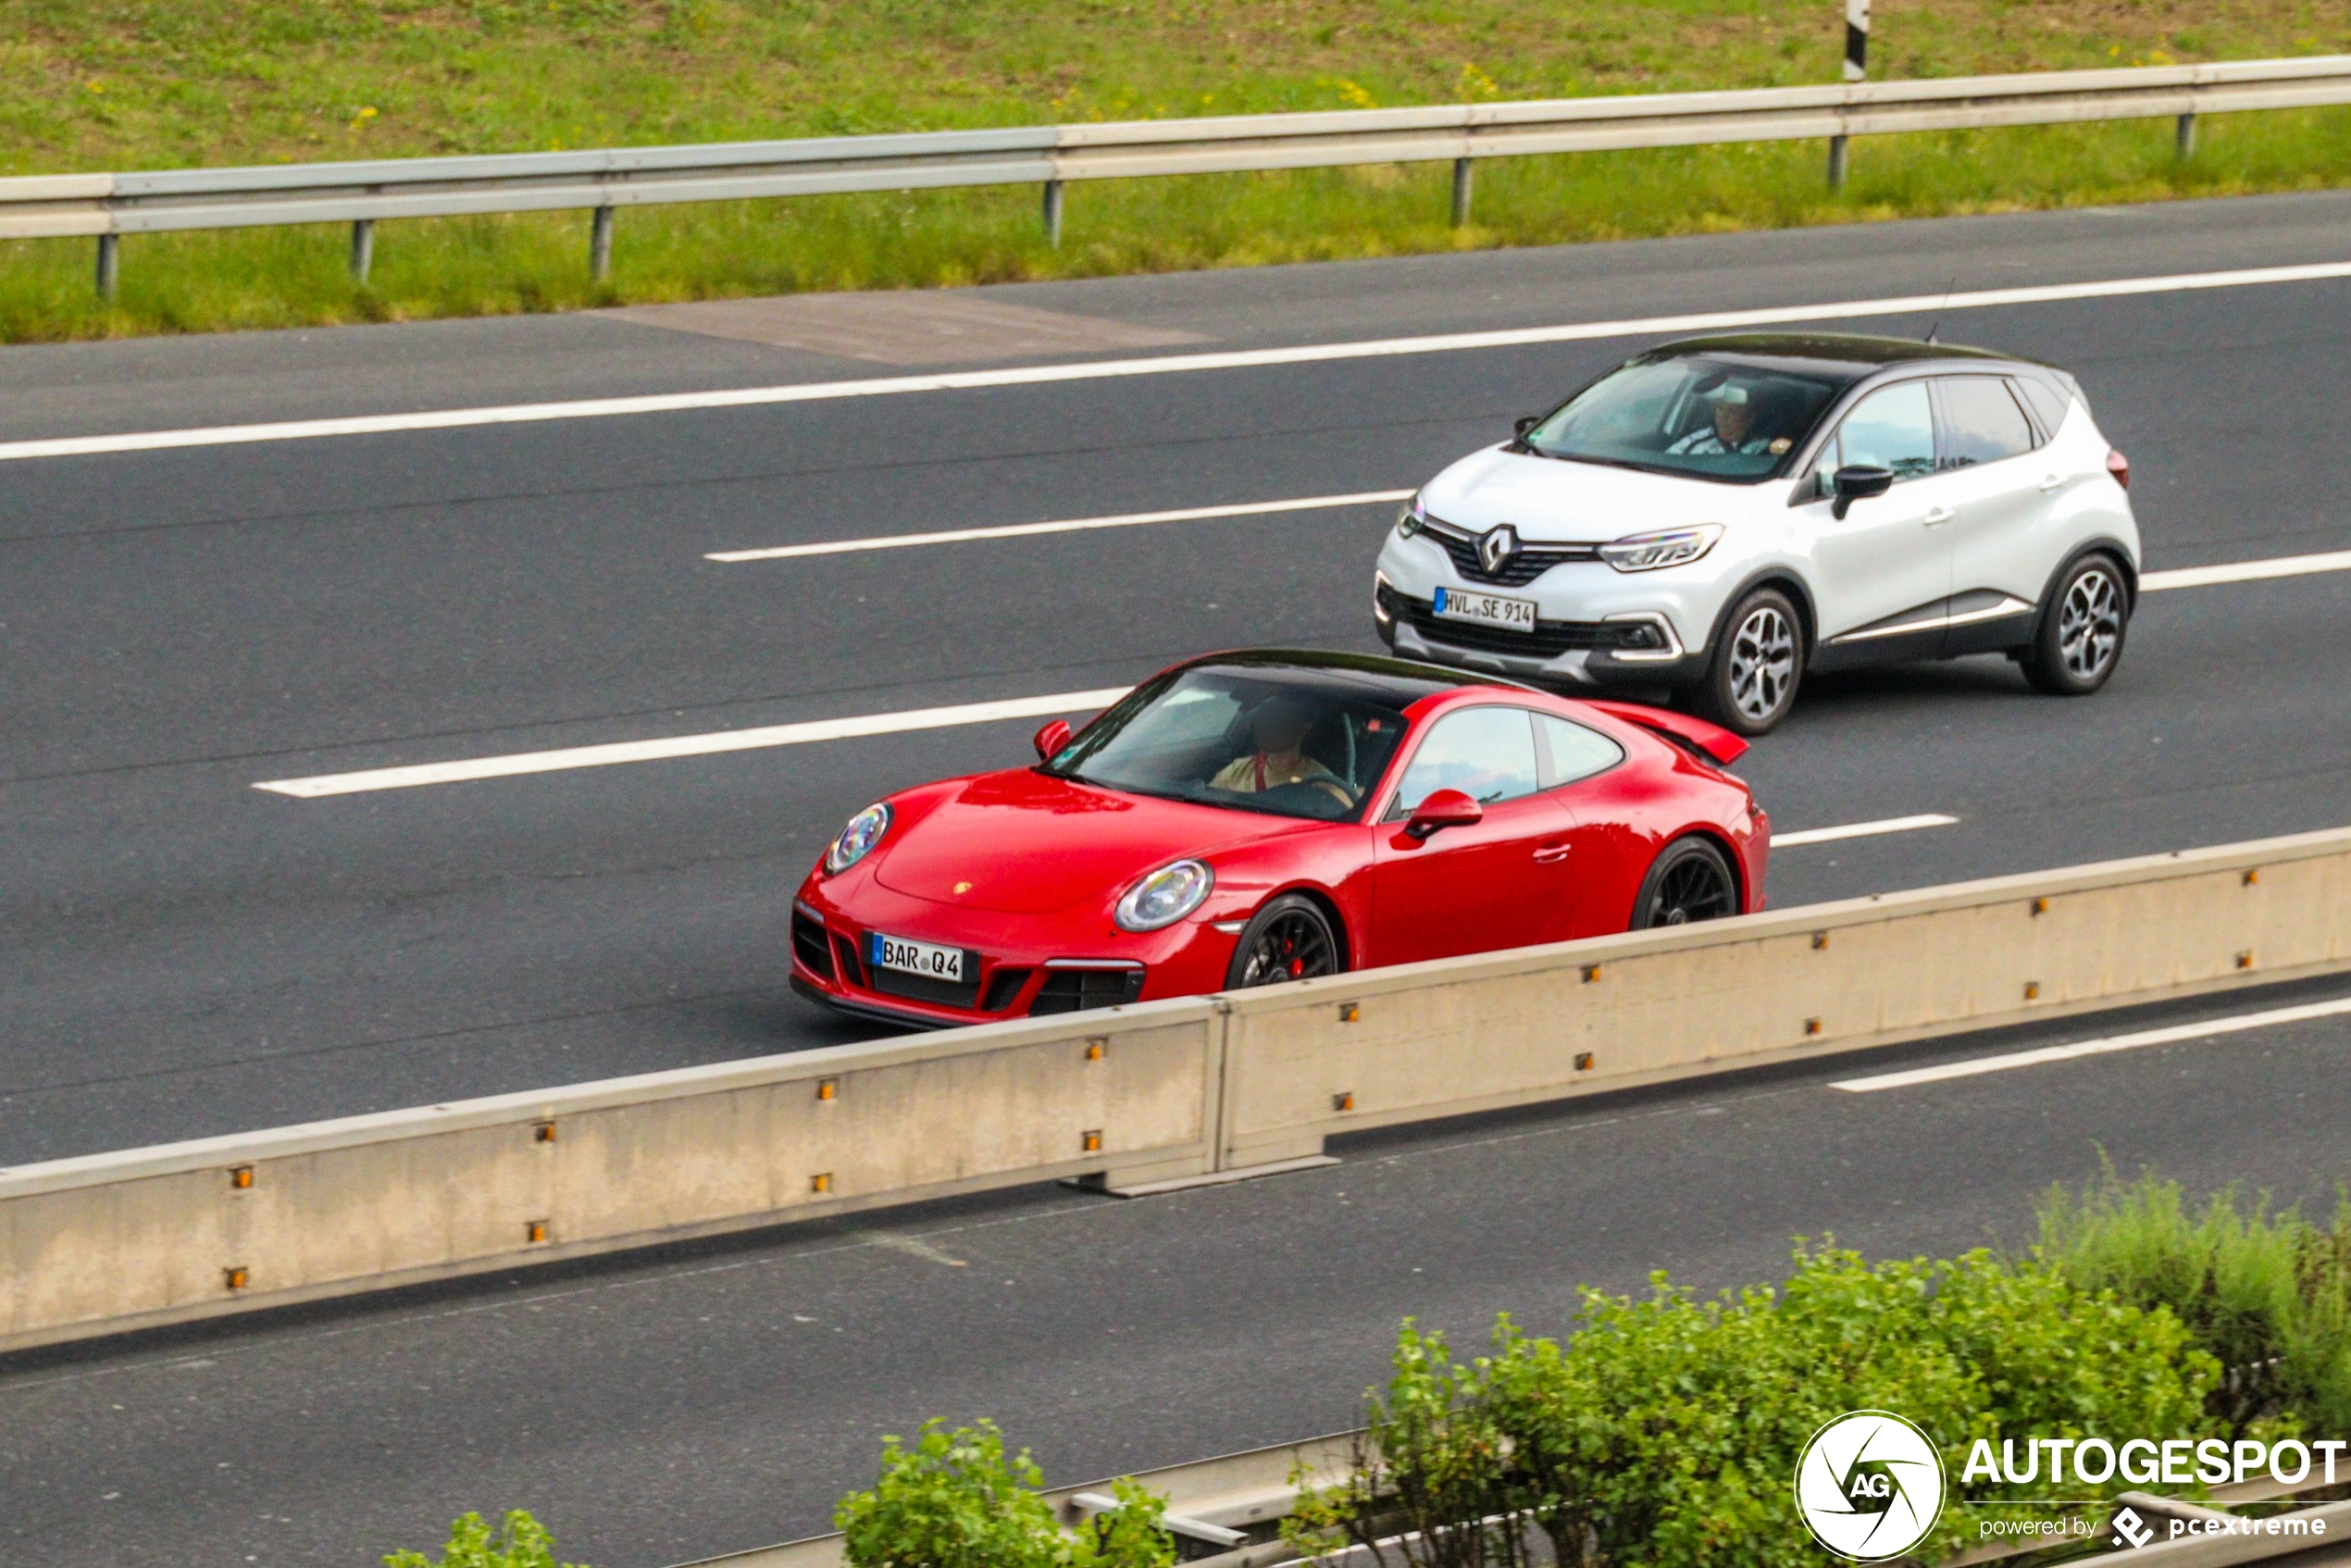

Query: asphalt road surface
<box><xmin>3</xmin><ymin>190</ymin><xmax>2350</xmax><ymax>1566</ymax></box>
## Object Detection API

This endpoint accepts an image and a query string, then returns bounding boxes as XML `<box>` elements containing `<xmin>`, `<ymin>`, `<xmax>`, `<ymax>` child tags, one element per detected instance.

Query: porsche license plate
<box><xmin>1433</xmin><ymin>585</ymin><xmax>1536</xmax><ymax>632</ymax></box>
<box><xmin>869</xmin><ymin>931</ymin><xmax>964</xmax><ymax>982</ymax></box>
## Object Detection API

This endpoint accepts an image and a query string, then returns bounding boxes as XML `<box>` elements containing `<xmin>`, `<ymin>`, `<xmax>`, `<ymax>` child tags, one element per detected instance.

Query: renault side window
<box><xmin>1833</xmin><ymin>381</ymin><xmax>1937</xmax><ymax>480</ymax></box>
<box><xmin>2012</xmin><ymin>375</ymin><xmax>2073</xmax><ymax>437</ymax></box>
<box><xmin>1936</xmin><ymin>377</ymin><xmax>2037</xmax><ymax>468</ymax></box>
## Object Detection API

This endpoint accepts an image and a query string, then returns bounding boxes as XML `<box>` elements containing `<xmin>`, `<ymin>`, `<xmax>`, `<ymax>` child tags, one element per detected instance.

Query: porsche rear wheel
<box><xmin>1225</xmin><ymin>894</ymin><xmax>1342</xmax><ymax>989</ymax></box>
<box><xmin>1631</xmin><ymin>837</ymin><xmax>1740</xmax><ymax>929</ymax></box>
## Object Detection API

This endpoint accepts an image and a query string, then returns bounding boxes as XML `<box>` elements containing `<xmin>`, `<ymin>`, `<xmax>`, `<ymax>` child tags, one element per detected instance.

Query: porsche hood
<box><xmin>868</xmin><ymin>768</ymin><xmax>1302</xmax><ymax>915</ymax></box>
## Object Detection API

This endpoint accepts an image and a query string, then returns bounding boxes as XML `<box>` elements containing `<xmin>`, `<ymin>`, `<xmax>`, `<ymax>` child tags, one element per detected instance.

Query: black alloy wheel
<box><xmin>1631</xmin><ymin>837</ymin><xmax>1740</xmax><ymax>929</ymax></box>
<box><xmin>1224</xmin><ymin>894</ymin><xmax>1343</xmax><ymax>989</ymax></box>
<box><xmin>1691</xmin><ymin>586</ymin><xmax>1803</xmax><ymax>737</ymax></box>
<box><xmin>2021</xmin><ymin>553</ymin><xmax>2129</xmax><ymax>696</ymax></box>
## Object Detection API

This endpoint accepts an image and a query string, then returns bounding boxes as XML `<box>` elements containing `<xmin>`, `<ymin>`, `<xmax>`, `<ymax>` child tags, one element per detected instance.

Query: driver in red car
<box><xmin>1208</xmin><ymin>697</ymin><xmax>1353</xmax><ymax>806</ymax></box>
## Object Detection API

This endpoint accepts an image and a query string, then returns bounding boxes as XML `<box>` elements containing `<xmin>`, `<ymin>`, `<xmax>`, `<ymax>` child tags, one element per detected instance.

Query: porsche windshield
<box><xmin>1043</xmin><ymin>666</ymin><xmax>1415</xmax><ymax>822</ymax></box>
<box><xmin>1521</xmin><ymin>355</ymin><xmax>1847</xmax><ymax>481</ymax></box>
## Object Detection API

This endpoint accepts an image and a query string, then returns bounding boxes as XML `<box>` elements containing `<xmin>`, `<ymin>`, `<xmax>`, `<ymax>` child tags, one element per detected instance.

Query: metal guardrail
<box><xmin>689</xmin><ymin>1437</ymin><xmax>2351</xmax><ymax>1568</ymax></box>
<box><xmin>6</xmin><ymin>55</ymin><xmax>2349</xmax><ymax>294</ymax></box>
<box><xmin>3</xmin><ymin>823</ymin><xmax>2349</xmax><ymax>1354</ymax></box>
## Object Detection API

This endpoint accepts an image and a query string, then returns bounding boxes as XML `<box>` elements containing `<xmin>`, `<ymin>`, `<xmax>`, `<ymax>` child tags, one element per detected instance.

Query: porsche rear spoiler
<box><xmin>1582</xmin><ymin>701</ymin><xmax>1749</xmax><ymax>768</ymax></box>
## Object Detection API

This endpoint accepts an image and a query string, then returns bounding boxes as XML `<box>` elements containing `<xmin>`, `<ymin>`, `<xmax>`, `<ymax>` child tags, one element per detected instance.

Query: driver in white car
<box><xmin>1669</xmin><ymin>382</ymin><xmax>1783</xmax><ymax>457</ymax></box>
<box><xmin>1210</xmin><ymin>698</ymin><xmax>1352</xmax><ymax>804</ymax></box>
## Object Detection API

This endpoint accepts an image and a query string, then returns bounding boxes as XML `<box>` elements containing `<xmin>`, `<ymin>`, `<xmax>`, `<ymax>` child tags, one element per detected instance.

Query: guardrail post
<box><xmin>94</xmin><ymin>233</ymin><xmax>118</xmax><ymax>302</ymax></box>
<box><xmin>1827</xmin><ymin>133</ymin><xmax>1850</xmax><ymax>190</ymax></box>
<box><xmin>1450</xmin><ymin>157</ymin><xmax>1473</xmax><ymax>227</ymax></box>
<box><xmin>2175</xmin><ymin>112</ymin><xmax>2197</xmax><ymax>158</ymax></box>
<box><xmin>1042</xmin><ymin>179</ymin><xmax>1064</xmax><ymax>247</ymax></box>
<box><xmin>348</xmin><ymin>219</ymin><xmax>375</xmax><ymax>284</ymax></box>
<box><xmin>590</xmin><ymin>205</ymin><xmax>615</xmax><ymax>282</ymax></box>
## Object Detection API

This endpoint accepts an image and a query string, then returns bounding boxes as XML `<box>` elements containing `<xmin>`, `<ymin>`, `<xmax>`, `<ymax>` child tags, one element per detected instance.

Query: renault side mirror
<box><xmin>1033</xmin><ymin>718</ymin><xmax>1072</xmax><ymax>761</ymax></box>
<box><xmin>1403</xmin><ymin>789</ymin><xmax>1484</xmax><ymax>840</ymax></box>
<box><xmin>1831</xmin><ymin>464</ymin><xmax>1895</xmax><ymax>520</ymax></box>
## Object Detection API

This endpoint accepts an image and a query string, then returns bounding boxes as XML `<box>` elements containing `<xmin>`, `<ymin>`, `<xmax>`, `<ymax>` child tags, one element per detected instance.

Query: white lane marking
<box><xmin>857</xmin><ymin>1230</ymin><xmax>969</xmax><ymax>1267</ymax></box>
<box><xmin>238</xmin><ymin>526</ymin><xmax>2351</xmax><ymax>803</ymax></box>
<box><xmin>14</xmin><ymin>260</ymin><xmax>2351</xmax><ymax>465</ymax></box>
<box><xmin>707</xmin><ymin>489</ymin><xmax>1414</xmax><ymax>562</ymax></box>
<box><xmin>243</xmin><ymin>529</ymin><xmax>2351</xmax><ymax>802</ymax></box>
<box><xmin>2141</xmin><ymin>549</ymin><xmax>2351</xmax><ymax>591</ymax></box>
<box><xmin>1830</xmin><ymin>994</ymin><xmax>2351</xmax><ymax>1093</ymax></box>
<box><xmin>1773</xmin><ymin>814</ymin><xmax>1959</xmax><ymax>847</ymax></box>
<box><xmin>251</xmin><ymin>688</ymin><xmax>1130</xmax><ymax>798</ymax></box>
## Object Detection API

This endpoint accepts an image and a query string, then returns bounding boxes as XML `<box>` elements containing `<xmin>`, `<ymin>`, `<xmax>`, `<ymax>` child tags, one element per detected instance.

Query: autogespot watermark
<box><xmin>1795</xmin><ymin>1411</ymin><xmax>1948</xmax><ymax>1562</ymax></box>
<box><xmin>1796</xmin><ymin>1414</ymin><xmax>2346</xmax><ymax>1559</ymax></box>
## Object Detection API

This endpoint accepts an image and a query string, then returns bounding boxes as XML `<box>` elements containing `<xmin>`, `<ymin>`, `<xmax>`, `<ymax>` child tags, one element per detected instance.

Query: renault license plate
<box><xmin>869</xmin><ymin>931</ymin><xmax>964</xmax><ymax>982</ymax></box>
<box><xmin>1432</xmin><ymin>585</ymin><xmax>1536</xmax><ymax>632</ymax></box>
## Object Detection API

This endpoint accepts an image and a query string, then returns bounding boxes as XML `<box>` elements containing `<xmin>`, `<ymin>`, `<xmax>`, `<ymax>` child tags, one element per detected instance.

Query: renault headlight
<box><xmin>1599</xmin><ymin>524</ymin><xmax>1723</xmax><ymax>573</ymax></box>
<box><xmin>824</xmin><ymin>803</ymin><xmax>891</xmax><ymax>875</ymax></box>
<box><xmin>1396</xmin><ymin>495</ymin><xmax>1426</xmax><ymax>540</ymax></box>
<box><xmin>1114</xmin><ymin>860</ymin><xmax>1213</xmax><ymax>932</ymax></box>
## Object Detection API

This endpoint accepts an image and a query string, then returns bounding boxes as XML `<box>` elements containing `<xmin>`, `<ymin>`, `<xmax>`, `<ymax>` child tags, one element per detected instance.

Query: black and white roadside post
<box><xmin>1042</xmin><ymin>178</ymin><xmax>1065</xmax><ymax>247</ymax></box>
<box><xmin>349</xmin><ymin>218</ymin><xmax>375</xmax><ymax>284</ymax></box>
<box><xmin>591</xmin><ymin>205</ymin><xmax>616</xmax><ymax>283</ymax></box>
<box><xmin>1830</xmin><ymin>0</ymin><xmax>1867</xmax><ymax>190</ymax></box>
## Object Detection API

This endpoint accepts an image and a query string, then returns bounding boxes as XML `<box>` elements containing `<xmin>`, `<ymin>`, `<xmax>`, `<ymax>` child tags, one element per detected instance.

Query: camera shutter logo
<box><xmin>1477</xmin><ymin>524</ymin><xmax>1520</xmax><ymax>576</ymax></box>
<box><xmin>1794</xmin><ymin>1410</ymin><xmax>1947</xmax><ymax>1561</ymax></box>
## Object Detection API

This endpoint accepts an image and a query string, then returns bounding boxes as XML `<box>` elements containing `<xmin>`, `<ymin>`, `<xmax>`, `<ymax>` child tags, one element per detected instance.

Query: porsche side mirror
<box><xmin>1404</xmin><ymin>789</ymin><xmax>1484</xmax><ymax>840</ymax></box>
<box><xmin>1513</xmin><ymin>415</ymin><xmax>1540</xmax><ymax>438</ymax></box>
<box><xmin>1033</xmin><ymin>718</ymin><xmax>1072</xmax><ymax>761</ymax></box>
<box><xmin>1831</xmin><ymin>464</ymin><xmax>1895</xmax><ymax>520</ymax></box>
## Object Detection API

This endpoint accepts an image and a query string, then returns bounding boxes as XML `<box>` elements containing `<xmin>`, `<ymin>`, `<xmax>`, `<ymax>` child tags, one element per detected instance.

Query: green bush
<box><xmin>2037</xmin><ymin>1169</ymin><xmax>2351</xmax><ymax>1438</ymax></box>
<box><xmin>1291</xmin><ymin>1243</ymin><xmax>2219</xmax><ymax>1568</ymax></box>
<box><xmin>383</xmin><ymin>1511</ymin><xmax>583</xmax><ymax>1568</ymax></box>
<box><xmin>835</xmin><ymin>1419</ymin><xmax>1172</xmax><ymax>1568</ymax></box>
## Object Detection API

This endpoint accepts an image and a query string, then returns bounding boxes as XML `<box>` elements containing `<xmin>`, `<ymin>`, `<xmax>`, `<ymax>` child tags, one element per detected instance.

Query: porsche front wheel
<box><xmin>1225</xmin><ymin>894</ymin><xmax>1342</xmax><ymax>989</ymax></box>
<box><xmin>1631</xmin><ymin>837</ymin><xmax>1740</xmax><ymax>929</ymax></box>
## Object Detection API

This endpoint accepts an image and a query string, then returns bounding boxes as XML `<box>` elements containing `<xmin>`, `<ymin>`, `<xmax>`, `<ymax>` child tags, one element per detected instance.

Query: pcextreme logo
<box><xmin>1794</xmin><ymin>1411</ymin><xmax>1948</xmax><ymax>1562</ymax></box>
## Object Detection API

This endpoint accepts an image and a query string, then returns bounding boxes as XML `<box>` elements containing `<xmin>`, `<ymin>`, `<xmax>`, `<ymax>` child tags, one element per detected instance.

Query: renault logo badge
<box><xmin>1478</xmin><ymin>524</ymin><xmax>1520</xmax><ymax>575</ymax></box>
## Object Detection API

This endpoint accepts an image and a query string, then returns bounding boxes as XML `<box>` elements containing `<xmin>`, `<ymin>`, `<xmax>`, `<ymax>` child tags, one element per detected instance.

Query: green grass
<box><xmin>4</xmin><ymin>1</ymin><xmax>2351</xmax><ymax>342</ymax></box>
<box><xmin>2037</xmin><ymin>1168</ymin><xmax>2351</xmax><ymax>1440</ymax></box>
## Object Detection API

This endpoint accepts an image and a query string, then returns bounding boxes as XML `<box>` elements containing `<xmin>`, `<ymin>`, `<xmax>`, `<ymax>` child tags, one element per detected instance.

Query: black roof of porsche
<box><xmin>1177</xmin><ymin>647</ymin><xmax>1537</xmax><ymax>705</ymax></box>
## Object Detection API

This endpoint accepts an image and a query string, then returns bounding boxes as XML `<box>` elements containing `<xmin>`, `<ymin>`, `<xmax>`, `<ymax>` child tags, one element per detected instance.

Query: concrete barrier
<box><xmin>5</xmin><ymin>826</ymin><xmax>2349</xmax><ymax>1351</ymax></box>
<box><xmin>1207</xmin><ymin>826</ymin><xmax>2351</xmax><ymax>1173</ymax></box>
<box><xmin>0</xmin><ymin>1002</ymin><xmax>1223</xmax><ymax>1351</ymax></box>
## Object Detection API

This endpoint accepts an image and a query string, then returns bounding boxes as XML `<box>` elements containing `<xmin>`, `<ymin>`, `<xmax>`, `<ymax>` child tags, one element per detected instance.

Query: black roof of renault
<box><xmin>1644</xmin><ymin>331</ymin><xmax>2026</xmax><ymax>374</ymax></box>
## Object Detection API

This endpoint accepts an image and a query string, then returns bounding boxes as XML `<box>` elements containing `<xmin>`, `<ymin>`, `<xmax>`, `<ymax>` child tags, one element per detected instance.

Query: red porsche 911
<box><xmin>790</xmin><ymin>649</ymin><xmax>1769</xmax><ymax>1028</ymax></box>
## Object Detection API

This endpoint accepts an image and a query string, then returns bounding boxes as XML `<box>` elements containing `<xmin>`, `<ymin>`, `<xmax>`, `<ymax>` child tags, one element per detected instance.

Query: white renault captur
<box><xmin>1372</xmin><ymin>333</ymin><xmax>2140</xmax><ymax>734</ymax></box>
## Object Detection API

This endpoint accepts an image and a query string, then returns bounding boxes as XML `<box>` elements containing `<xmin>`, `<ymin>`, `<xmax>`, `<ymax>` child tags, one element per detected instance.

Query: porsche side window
<box><xmin>1536</xmin><ymin>714</ymin><xmax>1625</xmax><ymax>789</ymax></box>
<box><xmin>1389</xmin><ymin>707</ymin><xmax>1540</xmax><ymax>815</ymax></box>
<box><xmin>1936</xmin><ymin>377</ymin><xmax>2037</xmax><ymax>467</ymax></box>
<box><xmin>1833</xmin><ymin>382</ymin><xmax>1936</xmax><ymax>481</ymax></box>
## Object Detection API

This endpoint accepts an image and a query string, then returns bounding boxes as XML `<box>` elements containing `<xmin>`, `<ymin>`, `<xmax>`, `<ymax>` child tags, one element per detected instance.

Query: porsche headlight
<box><xmin>1599</xmin><ymin>524</ymin><xmax>1723</xmax><ymax>573</ymax></box>
<box><xmin>1114</xmin><ymin>860</ymin><xmax>1213</xmax><ymax>932</ymax></box>
<box><xmin>1396</xmin><ymin>495</ymin><xmax>1426</xmax><ymax>540</ymax></box>
<box><xmin>824</xmin><ymin>803</ymin><xmax>891</xmax><ymax>875</ymax></box>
